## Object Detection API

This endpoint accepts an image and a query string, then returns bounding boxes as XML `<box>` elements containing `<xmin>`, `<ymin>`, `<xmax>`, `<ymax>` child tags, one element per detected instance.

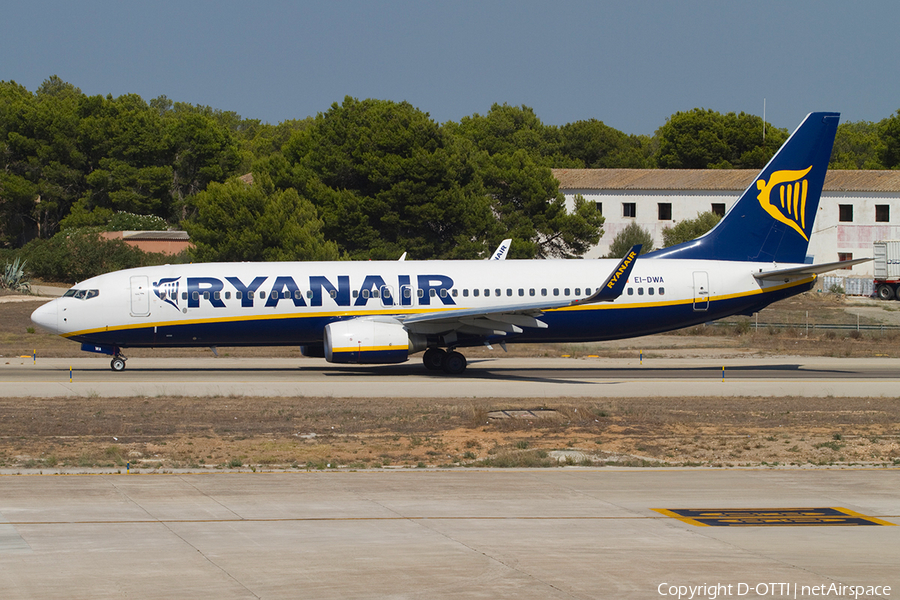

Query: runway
<box><xmin>0</xmin><ymin>469</ymin><xmax>896</xmax><ymax>599</ymax></box>
<box><xmin>1</xmin><ymin>355</ymin><xmax>898</xmax><ymax>398</ymax></box>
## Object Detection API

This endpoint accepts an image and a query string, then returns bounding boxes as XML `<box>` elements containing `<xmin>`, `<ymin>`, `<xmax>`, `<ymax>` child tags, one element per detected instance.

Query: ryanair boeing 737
<box><xmin>31</xmin><ymin>112</ymin><xmax>864</xmax><ymax>374</ymax></box>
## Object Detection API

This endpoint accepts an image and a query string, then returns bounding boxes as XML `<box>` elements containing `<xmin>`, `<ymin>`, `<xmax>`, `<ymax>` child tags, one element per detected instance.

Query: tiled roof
<box><xmin>552</xmin><ymin>169</ymin><xmax>900</xmax><ymax>193</ymax></box>
<box><xmin>121</xmin><ymin>231</ymin><xmax>190</xmax><ymax>240</ymax></box>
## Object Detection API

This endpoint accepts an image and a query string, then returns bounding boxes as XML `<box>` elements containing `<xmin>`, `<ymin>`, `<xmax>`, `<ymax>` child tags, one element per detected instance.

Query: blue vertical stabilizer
<box><xmin>645</xmin><ymin>112</ymin><xmax>840</xmax><ymax>263</ymax></box>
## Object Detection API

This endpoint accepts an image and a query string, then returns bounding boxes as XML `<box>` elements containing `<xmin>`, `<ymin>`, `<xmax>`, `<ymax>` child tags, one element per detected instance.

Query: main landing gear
<box><xmin>422</xmin><ymin>347</ymin><xmax>467</xmax><ymax>375</ymax></box>
<box><xmin>110</xmin><ymin>351</ymin><xmax>127</xmax><ymax>372</ymax></box>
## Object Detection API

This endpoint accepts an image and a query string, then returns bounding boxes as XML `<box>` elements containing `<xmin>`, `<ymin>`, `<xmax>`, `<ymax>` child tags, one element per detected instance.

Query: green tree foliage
<box><xmin>450</xmin><ymin>103</ymin><xmax>568</xmax><ymax>164</ymax></box>
<box><xmin>879</xmin><ymin>110</ymin><xmax>900</xmax><ymax>169</ymax></box>
<box><xmin>19</xmin><ymin>229</ymin><xmax>176</xmax><ymax>283</ymax></box>
<box><xmin>445</xmin><ymin>103</ymin><xmax>604</xmax><ymax>257</ymax></box>
<box><xmin>279</xmin><ymin>97</ymin><xmax>497</xmax><ymax>259</ymax></box>
<box><xmin>661</xmin><ymin>211</ymin><xmax>722</xmax><ymax>247</ymax></box>
<box><xmin>558</xmin><ymin>119</ymin><xmax>649</xmax><ymax>168</ymax></box>
<box><xmin>830</xmin><ymin>121</ymin><xmax>885</xmax><ymax>169</ymax></box>
<box><xmin>654</xmin><ymin>109</ymin><xmax>788</xmax><ymax>169</ymax></box>
<box><xmin>1</xmin><ymin>77</ymin><xmax>244</xmax><ymax>245</ymax></box>
<box><xmin>184</xmin><ymin>173</ymin><xmax>340</xmax><ymax>262</ymax></box>
<box><xmin>607</xmin><ymin>222</ymin><xmax>654</xmax><ymax>258</ymax></box>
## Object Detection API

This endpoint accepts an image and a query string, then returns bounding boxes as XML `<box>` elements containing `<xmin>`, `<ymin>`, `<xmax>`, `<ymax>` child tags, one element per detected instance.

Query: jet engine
<box><xmin>324</xmin><ymin>319</ymin><xmax>427</xmax><ymax>364</ymax></box>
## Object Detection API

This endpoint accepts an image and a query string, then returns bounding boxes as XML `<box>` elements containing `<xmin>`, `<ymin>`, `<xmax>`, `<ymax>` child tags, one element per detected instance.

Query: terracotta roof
<box><xmin>552</xmin><ymin>169</ymin><xmax>900</xmax><ymax>193</ymax></box>
<box><xmin>121</xmin><ymin>231</ymin><xmax>190</xmax><ymax>241</ymax></box>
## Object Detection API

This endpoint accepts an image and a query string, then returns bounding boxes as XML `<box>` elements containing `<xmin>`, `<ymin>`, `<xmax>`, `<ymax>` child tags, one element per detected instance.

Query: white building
<box><xmin>554</xmin><ymin>169</ymin><xmax>900</xmax><ymax>277</ymax></box>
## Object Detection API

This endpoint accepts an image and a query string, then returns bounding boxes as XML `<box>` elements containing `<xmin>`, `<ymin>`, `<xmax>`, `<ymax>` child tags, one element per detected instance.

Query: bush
<box><xmin>20</xmin><ymin>230</ymin><xmax>187</xmax><ymax>283</ymax></box>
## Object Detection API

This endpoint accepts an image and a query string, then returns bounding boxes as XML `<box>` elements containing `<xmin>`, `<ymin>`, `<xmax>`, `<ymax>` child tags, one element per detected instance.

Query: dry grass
<box><xmin>1</xmin><ymin>395</ymin><xmax>897</xmax><ymax>471</ymax></box>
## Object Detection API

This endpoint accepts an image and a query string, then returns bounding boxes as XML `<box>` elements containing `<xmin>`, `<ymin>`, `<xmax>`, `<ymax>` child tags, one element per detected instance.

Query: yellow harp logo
<box><xmin>756</xmin><ymin>166</ymin><xmax>813</xmax><ymax>241</ymax></box>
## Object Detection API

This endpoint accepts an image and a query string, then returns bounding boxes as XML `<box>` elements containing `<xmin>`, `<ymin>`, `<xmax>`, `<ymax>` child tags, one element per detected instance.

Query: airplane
<box><xmin>31</xmin><ymin>112</ymin><xmax>866</xmax><ymax>375</ymax></box>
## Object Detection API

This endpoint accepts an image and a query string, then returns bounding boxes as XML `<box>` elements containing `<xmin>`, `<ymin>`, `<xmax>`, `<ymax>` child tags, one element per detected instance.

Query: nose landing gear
<box><xmin>110</xmin><ymin>352</ymin><xmax>127</xmax><ymax>372</ymax></box>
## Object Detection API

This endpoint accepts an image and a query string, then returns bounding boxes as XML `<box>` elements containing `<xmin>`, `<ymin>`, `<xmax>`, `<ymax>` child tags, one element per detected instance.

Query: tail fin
<box><xmin>646</xmin><ymin>112</ymin><xmax>840</xmax><ymax>263</ymax></box>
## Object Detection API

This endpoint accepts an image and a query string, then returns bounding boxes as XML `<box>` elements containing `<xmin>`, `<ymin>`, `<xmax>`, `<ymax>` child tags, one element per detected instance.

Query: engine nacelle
<box><xmin>324</xmin><ymin>319</ymin><xmax>426</xmax><ymax>364</ymax></box>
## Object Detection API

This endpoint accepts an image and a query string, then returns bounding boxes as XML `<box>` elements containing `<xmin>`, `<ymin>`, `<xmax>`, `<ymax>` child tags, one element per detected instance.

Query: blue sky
<box><xmin>3</xmin><ymin>1</ymin><xmax>899</xmax><ymax>135</ymax></box>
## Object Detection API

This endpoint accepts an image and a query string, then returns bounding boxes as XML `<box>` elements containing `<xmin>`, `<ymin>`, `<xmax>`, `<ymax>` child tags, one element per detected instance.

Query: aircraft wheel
<box><xmin>877</xmin><ymin>284</ymin><xmax>895</xmax><ymax>301</ymax></box>
<box><xmin>423</xmin><ymin>347</ymin><xmax>446</xmax><ymax>370</ymax></box>
<box><xmin>110</xmin><ymin>357</ymin><xmax>126</xmax><ymax>372</ymax></box>
<box><xmin>442</xmin><ymin>351</ymin><xmax>467</xmax><ymax>375</ymax></box>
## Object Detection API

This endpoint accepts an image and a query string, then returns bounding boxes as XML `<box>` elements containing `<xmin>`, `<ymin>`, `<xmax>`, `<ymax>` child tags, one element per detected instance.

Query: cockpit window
<box><xmin>64</xmin><ymin>289</ymin><xmax>100</xmax><ymax>300</ymax></box>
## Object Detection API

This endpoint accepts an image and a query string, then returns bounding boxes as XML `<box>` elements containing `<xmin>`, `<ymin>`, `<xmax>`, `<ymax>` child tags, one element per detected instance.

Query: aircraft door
<box><xmin>130</xmin><ymin>275</ymin><xmax>151</xmax><ymax>317</ymax></box>
<box><xmin>692</xmin><ymin>272</ymin><xmax>709</xmax><ymax>311</ymax></box>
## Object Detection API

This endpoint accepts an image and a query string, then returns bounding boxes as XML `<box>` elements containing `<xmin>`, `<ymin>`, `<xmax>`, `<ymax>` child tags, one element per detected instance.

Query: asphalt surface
<box><xmin>0</xmin><ymin>469</ymin><xmax>897</xmax><ymax>599</ymax></box>
<box><xmin>1</xmin><ymin>355</ymin><xmax>898</xmax><ymax>398</ymax></box>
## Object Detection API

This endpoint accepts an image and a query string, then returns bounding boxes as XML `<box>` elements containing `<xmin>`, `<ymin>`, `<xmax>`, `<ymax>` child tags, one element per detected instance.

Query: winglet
<box><xmin>575</xmin><ymin>244</ymin><xmax>641</xmax><ymax>304</ymax></box>
<box><xmin>490</xmin><ymin>239</ymin><xmax>512</xmax><ymax>260</ymax></box>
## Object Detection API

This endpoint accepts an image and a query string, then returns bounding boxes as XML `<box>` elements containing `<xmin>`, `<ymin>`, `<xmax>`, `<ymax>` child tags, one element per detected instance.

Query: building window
<box><xmin>711</xmin><ymin>203</ymin><xmax>726</xmax><ymax>217</ymax></box>
<box><xmin>839</xmin><ymin>204</ymin><xmax>853</xmax><ymax>222</ymax></box>
<box><xmin>658</xmin><ymin>203</ymin><xmax>672</xmax><ymax>220</ymax></box>
<box><xmin>876</xmin><ymin>205</ymin><xmax>890</xmax><ymax>222</ymax></box>
<box><xmin>594</xmin><ymin>202</ymin><xmax>602</xmax><ymax>215</ymax></box>
<box><xmin>838</xmin><ymin>252</ymin><xmax>853</xmax><ymax>269</ymax></box>
<box><xmin>623</xmin><ymin>202</ymin><xmax>636</xmax><ymax>218</ymax></box>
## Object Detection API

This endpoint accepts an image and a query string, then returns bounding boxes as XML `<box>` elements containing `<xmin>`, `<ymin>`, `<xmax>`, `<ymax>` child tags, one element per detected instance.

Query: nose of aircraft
<box><xmin>31</xmin><ymin>300</ymin><xmax>59</xmax><ymax>334</ymax></box>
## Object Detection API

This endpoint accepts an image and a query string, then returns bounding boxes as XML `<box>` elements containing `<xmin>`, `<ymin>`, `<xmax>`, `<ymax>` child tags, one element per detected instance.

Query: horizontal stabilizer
<box><xmin>753</xmin><ymin>257</ymin><xmax>872</xmax><ymax>280</ymax></box>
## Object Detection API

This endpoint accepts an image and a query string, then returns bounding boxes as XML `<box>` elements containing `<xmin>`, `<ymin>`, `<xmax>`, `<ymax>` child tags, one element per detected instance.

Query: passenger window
<box><xmin>236</xmin><ymin>291</ymin><xmax>243</xmax><ymax>300</ymax></box>
<box><xmin>294</xmin><ymin>290</ymin><xmax>302</xmax><ymax>299</ymax></box>
<box><xmin>259</xmin><ymin>291</ymin><xmax>266</xmax><ymax>299</ymax></box>
<box><xmin>192</xmin><ymin>292</ymin><xmax>199</xmax><ymax>301</ymax></box>
<box><xmin>214</xmin><ymin>291</ymin><xmax>221</xmax><ymax>300</ymax></box>
<box><xmin>159</xmin><ymin>292</ymin><xmax>167</xmax><ymax>301</ymax></box>
<box><xmin>627</xmin><ymin>288</ymin><xmax>634</xmax><ymax>295</ymax></box>
<box><xmin>659</xmin><ymin>287</ymin><xmax>665</xmax><ymax>295</ymax></box>
<box><xmin>417</xmin><ymin>289</ymin><xmax>424</xmax><ymax>298</ymax></box>
<box><xmin>541</xmin><ymin>289</ymin><xmax>547</xmax><ymax>296</ymax></box>
<box><xmin>484</xmin><ymin>289</ymin><xmax>489</xmax><ymax>297</ymax></box>
<box><xmin>507</xmin><ymin>289</ymin><xmax>512</xmax><ymax>296</ymax></box>
<box><xmin>585</xmin><ymin>288</ymin><xmax>592</xmax><ymax>295</ymax></box>
<box><xmin>182</xmin><ymin>292</ymin><xmax>188</xmax><ymax>300</ymax></box>
<box><xmin>495</xmin><ymin>289</ymin><xmax>500</xmax><ymax>297</ymax></box>
<box><xmin>529</xmin><ymin>289</ymin><xmax>535</xmax><ymax>296</ymax></box>
<box><xmin>575</xmin><ymin>288</ymin><xmax>581</xmax><ymax>296</ymax></box>
<box><xmin>225</xmin><ymin>292</ymin><xmax>231</xmax><ymax>300</ymax></box>
<box><xmin>518</xmin><ymin>289</ymin><xmax>524</xmax><ymax>296</ymax></box>
<box><xmin>404</xmin><ymin>288</ymin><xmax>412</xmax><ymax>298</ymax></box>
<box><xmin>440</xmin><ymin>289</ymin><xmax>448</xmax><ymax>298</ymax></box>
<box><xmin>372</xmin><ymin>289</ymin><xmax>380</xmax><ymax>298</ymax></box>
<box><xmin>307</xmin><ymin>290</ymin><xmax>314</xmax><ymax>298</ymax></box>
<box><xmin>429</xmin><ymin>289</ymin><xmax>436</xmax><ymax>297</ymax></box>
<box><xmin>648</xmin><ymin>288</ymin><xmax>654</xmax><ymax>295</ymax></box>
<box><xmin>330</xmin><ymin>290</ymin><xmax>338</xmax><ymax>298</ymax></box>
<box><xmin>248</xmin><ymin>291</ymin><xmax>254</xmax><ymax>299</ymax></box>
<box><xmin>362</xmin><ymin>289</ymin><xmax>370</xmax><ymax>299</ymax></box>
<box><xmin>203</xmin><ymin>291</ymin><xmax>210</xmax><ymax>300</ymax></box>
<box><xmin>452</xmin><ymin>289</ymin><xmax>458</xmax><ymax>297</ymax></box>
<box><xmin>463</xmin><ymin>289</ymin><xmax>469</xmax><ymax>297</ymax></box>
<box><xmin>553</xmin><ymin>288</ymin><xmax>559</xmax><ymax>296</ymax></box>
<box><xmin>473</xmin><ymin>289</ymin><xmax>480</xmax><ymax>297</ymax></box>
<box><xmin>564</xmin><ymin>288</ymin><xmax>570</xmax><ymax>296</ymax></box>
<box><xmin>638</xmin><ymin>288</ymin><xmax>644</xmax><ymax>295</ymax></box>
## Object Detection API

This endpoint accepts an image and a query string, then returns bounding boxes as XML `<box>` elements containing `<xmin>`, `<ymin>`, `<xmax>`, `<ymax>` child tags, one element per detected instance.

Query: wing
<box><xmin>399</xmin><ymin>246</ymin><xmax>641</xmax><ymax>340</ymax></box>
